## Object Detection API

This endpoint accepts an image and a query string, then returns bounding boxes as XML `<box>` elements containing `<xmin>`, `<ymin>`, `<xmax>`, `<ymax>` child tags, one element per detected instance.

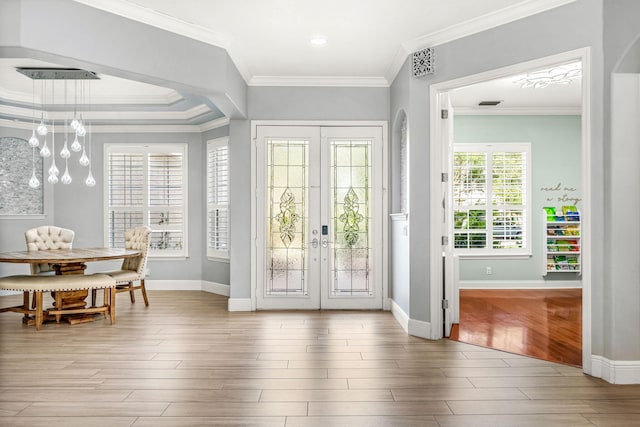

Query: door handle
<box><xmin>311</xmin><ymin>238</ymin><xmax>319</xmax><ymax>248</ymax></box>
<box><xmin>321</xmin><ymin>238</ymin><xmax>329</xmax><ymax>248</ymax></box>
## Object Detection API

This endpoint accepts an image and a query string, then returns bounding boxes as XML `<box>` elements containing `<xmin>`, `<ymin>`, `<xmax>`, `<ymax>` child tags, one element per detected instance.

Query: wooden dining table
<box><xmin>0</xmin><ymin>247</ymin><xmax>140</xmax><ymax>323</ymax></box>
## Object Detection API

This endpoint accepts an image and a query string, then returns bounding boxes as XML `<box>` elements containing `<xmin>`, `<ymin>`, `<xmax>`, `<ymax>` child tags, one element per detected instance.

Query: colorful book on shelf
<box><xmin>554</xmin><ymin>255</ymin><xmax>568</xmax><ymax>264</ymax></box>
<box><xmin>562</xmin><ymin>205</ymin><xmax>580</xmax><ymax>221</ymax></box>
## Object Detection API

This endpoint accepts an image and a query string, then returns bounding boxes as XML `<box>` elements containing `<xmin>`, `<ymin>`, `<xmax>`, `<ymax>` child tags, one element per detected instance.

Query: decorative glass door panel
<box><xmin>266</xmin><ymin>139</ymin><xmax>308</xmax><ymax>297</ymax></box>
<box><xmin>256</xmin><ymin>125</ymin><xmax>382</xmax><ymax>310</ymax></box>
<box><xmin>330</xmin><ymin>139</ymin><xmax>372</xmax><ymax>296</ymax></box>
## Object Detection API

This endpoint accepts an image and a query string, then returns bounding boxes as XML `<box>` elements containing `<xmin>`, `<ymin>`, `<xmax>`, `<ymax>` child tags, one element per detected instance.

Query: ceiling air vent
<box><xmin>412</xmin><ymin>48</ymin><xmax>434</xmax><ymax>78</ymax></box>
<box><xmin>478</xmin><ymin>100</ymin><xmax>502</xmax><ymax>106</ymax></box>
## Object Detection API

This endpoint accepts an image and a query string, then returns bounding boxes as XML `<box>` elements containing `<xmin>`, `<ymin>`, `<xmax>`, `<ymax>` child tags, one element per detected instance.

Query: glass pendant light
<box><xmin>28</xmin><ymin>146</ymin><xmax>40</xmax><ymax>188</ymax></box>
<box><xmin>36</xmin><ymin>81</ymin><xmax>48</xmax><ymax>135</ymax></box>
<box><xmin>70</xmin><ymin>81</ymin><xmax>80</xmax><ymax>130</ymax></box>
<box><xmin>61</xmin><ymin>158</ymin><xmax>72</xmax><ymax>185</ymax></box>
<box><xmin>71</xmin><ymin>133</ymin><xmax>82</xmax><ymax>152</ymax></box>
<box><xmin>60</xmin><ymin>120</ymin><xmax>71</xmax><ymax>159</ymax></box>
<box><xmin>40</xmin><ymin>134</ymin><xmax>51</xmax><ymax>157</ymax></box>
<box><xmin>48</xmin><ymin>122</ymin><xmax>59</xmax><ymax>183</ymax></box>
<box><xmin>28</xmin><ymin>80</ymin><xmax>39</xmax><ymax>148</ymax></box>
<box><xmin>85</xmin><ymin>123</ymin><xmax>96</xmax><ymax>187</ymax></box>
<box><xmin>79</xmin><ymin>133</ymin><xmax>90</xmax><ymax>166</ymax></box>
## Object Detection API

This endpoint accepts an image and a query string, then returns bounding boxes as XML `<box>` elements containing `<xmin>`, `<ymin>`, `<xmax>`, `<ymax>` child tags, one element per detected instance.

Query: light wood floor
<box><xmin>1</xmin><ymin>291</ymin><xmax>639</xmax><ymax>426</ymax></box>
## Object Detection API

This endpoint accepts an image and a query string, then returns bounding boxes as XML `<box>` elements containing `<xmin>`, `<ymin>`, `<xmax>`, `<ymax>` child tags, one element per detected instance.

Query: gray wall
<box><xmin>226</xmin><ymin>86</ymin><xmax>391</xmax><ymax>300</ymax></box>
<box><xmin>390</xmin><ymin>0</ymin><xmax>604</xmax><ymax>330</ymax></box>
<box><xmin>603</xmin><ymin>0</ymin><xmax>640</xmax><ymax>361</ymax></box>
<box><xmin>454</xmin><ymin>115</ymin><xmax>582</xmax><ymax>283</ymax></box>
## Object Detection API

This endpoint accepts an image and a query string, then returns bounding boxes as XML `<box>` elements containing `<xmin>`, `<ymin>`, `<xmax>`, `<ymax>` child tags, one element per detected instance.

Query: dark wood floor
<box><xmin>2</xmin><ymin>290</ymin><xmax>639</xmax><ymax>427</ymax></box>
<box><xmin>452</xmin><ymin>289</ymin><xmax>582</xmax><ymax>367</ymax></box>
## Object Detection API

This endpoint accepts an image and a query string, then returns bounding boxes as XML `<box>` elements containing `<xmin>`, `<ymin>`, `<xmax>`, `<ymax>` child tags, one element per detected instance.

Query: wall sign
<box><xmin>540</xmin><ymin>182</ymin><xmax>582</xmax><ymax>206</ymax></box>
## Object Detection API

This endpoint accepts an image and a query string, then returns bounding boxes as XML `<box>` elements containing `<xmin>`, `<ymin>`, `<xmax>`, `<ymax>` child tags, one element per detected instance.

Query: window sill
<box><xmin>0</xmin><ymin>214</ymin><xmax>47</xmax><ymax>220</ymax></box>
<box><xmin>455</xmin><ymin>252</ymin><xmax>532</xmax><ymax>260</ymax></box>
<box><xmin>207</xmin><ymin>256</ymin><xmax>230</xmax><ymax>263</ymax></box>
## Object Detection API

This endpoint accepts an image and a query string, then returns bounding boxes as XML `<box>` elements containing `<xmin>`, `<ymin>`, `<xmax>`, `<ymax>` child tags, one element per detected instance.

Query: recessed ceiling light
<box><xmin>310</xmin><ymin>36</ymin><xmax>327</xmax><ymax>46</ymax></box>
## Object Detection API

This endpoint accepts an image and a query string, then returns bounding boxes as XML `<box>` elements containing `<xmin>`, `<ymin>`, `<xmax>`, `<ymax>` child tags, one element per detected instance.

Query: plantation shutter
<box><xmin>207</xmin><ymin>139</ymin><xmax>229</xmax><ymax>258</ymax></box>
<box><xmin>105</xmin><ymin>144</ymin><xmax>187</xmax><ymax>257</ymax></box>
<box><xmin>453</xmin><ymin>143</ymin><xmax>530</xmax><ymax>254</ymax></box>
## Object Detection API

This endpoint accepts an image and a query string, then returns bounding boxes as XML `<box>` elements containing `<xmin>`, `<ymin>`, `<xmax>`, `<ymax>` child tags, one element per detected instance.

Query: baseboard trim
<box><xmin>459</xmin><ymin>280</ymin><xmax>582</xmax><ymax>289</ymax></box>
<box><xmin>228</xmin><ymin>298</ymin><xmax>252</xmax><ymax>312</ymax></box>
<box><xmin>408</xmin><ymin>318</ymin><xmax>432</xmax><ymax>340</ymax></box>
<box><xmin>145</xmin><ymin>279</ymin><xmax>202</xmax><ymax>290</ymax></box>
<box><xmin>591</xmin><ymin>355</ymin><xmax>640</xmax><ymax>384</ymax></box>
<box><xmin>390</xmin><ymin>299</ymin><xmax>409</xmax><ymax>334</ymax></box>
<box><xmin>202</xmin><ymin>281</ymin><xmax>230</xmax><ymax>297</ymax></box>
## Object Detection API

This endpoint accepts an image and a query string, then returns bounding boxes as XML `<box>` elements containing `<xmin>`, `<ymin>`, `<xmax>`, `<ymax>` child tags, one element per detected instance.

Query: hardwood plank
<box><xmin>17</xmin><ymin>401</ymin><xmax>169</xmax><ymax>417</ymax></box>
<box><xmin>131</xmin><ymin>417</ymin><xmax>286</xmax><ymax>427</ymax></box>
<box><xmin>435</xmin><ymin>414</ymin><xmax>594</xmax><ymax>427</ymax></box>
<box><xmin>446</xmin><ymin>400</ymin><xmax>596</xmax><ymax>415</ymax></box>
<box><xmin>521</xmin><ymin>386</ymin><xmax>640</xmax><ymax>400</ymax></box>
<box><xmin>126</xmin><ymin>389</ymin><xmax>262</xmax><ymax>402</ymax></box>
<box><xmin>454</xmin><ymin>289</ymin><xmax>582</xmax><ymax>366</ymax></box>
<box><xmin>163</xmin><ymin>402</ymin><xmax>308</xmax><ymax>417</ymax></box>
<box><xmin>391</xmin><ymin>387</ymin><xmax>528</xmax><ymax>401</ymax></box>
<box><xmin>307</xmin><ymin>401</ymin><xmax>451</xmax><ymax>416</ymax></box>
<box><xmin>584</xmin><ymin>414</ymin><xmax>640</xmax><ymax>426</ymax></box>
<box><xmin>0</xmin><ymin>417</ymin><xmax>138</xmax><ymax>427</ymax></box>
<box><xmin>285</xmin><ymin>416</ymin><xmax>439</xmax><ymax>427</ymax></box>
<box><xmin>259</xmin><ymin>389</ymin><xmax>393</xmax><ymax>402</ymax></box>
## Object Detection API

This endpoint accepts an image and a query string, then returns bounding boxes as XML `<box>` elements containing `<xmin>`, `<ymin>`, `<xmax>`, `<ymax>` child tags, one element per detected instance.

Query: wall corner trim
<box><xmin>202</xmin><ymin>281</ymin><xmax>230</xmax><ymax>297</ymax></box>
<box><xmin>408</xmin><ymin>318</ymin><xmax>432</xmax><ymax>340</ymax></box>
<box><xmin>591</xmin><ymin>355</ymin><xmax>640</xmax><ymax>384</ymax></box>
<box><xmin>390</xmin><ymin>299</ymin><xmax>409</xmax><ymax>334</ymax></box>
<box><xmin>228</xmin><ymin>298</ymin><xmax>253</xmax><ymax>312</ymax></box>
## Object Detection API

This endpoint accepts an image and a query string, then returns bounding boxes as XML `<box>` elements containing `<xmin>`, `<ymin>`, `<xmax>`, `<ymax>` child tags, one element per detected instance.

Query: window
<box><xmin>207</xmin><ymin>138</ymin><xmax>229</xmax><ymax>259</ymax></box>
<box><xmin>453</xmin><ymin>143</ymin><xmax>531</xmax><ymax>256</ymax></box>
<box><xmin>105</xmin><ymin>143</ymin><xmax>188</xmax><ymax>258</ymax></box>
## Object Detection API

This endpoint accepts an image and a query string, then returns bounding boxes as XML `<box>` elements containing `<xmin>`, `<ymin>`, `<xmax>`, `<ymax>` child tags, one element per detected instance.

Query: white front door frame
<box><xmin>250</xmin><ymin>120</ymin><xmax>389</xmax><ymax>311</ymax></box>
<box><xmin>428</xmin><ymin>48</ymin><xmax>592</xmax><ymax>374</ymax></box>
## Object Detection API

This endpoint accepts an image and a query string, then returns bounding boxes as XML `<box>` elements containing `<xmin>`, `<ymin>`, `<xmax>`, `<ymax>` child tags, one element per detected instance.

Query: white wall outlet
<box><xmin>486</xmin><ymin>266</ymin><xmax>492</xmax><ymax>275</ymax></box>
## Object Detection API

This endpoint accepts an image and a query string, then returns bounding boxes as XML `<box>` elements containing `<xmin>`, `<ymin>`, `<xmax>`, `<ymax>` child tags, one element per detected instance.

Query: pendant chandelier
<box><xmin>17</xmin><ymin>67</ymin><xmax>100</xmax><ymax>188</ymax></box>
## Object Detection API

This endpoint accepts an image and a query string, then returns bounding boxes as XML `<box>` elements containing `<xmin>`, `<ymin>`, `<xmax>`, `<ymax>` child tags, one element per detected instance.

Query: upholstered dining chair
<box><xmin>98</xmin><ymin>226</ymin><xmax>152</xmax><ymax>306</ymax></box>
<box><xmin>24</xmin><ymin>225</ymin><xmax>75</xmax><ymax>275</ymax></box>
<box><xmin>24</xmin><ymin>225</ymin><xmax>75</xmax><ymax>308</ymax></box>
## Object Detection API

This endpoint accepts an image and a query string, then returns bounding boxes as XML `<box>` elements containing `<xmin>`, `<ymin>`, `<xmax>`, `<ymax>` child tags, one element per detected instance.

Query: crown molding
<box><xmin>0</xmin><ymin>117</ymin><xmax>229</xmax><ymax>134</ymax></box>
<box><xmin>0</xmin><ymin>103</ymin><xmax>213</xmax><ymax>123</ymax></box>
<box><xmin>387</xmin><ymin>0</ymin><xmax>578</xmax><ymax>84</ymax></box>
<box><xmin>249</xmin><ymin>76</ymin><xmax>389</xmax><ymax>87</ymax></box>
<box><xmin>454</xmin><ymin>106</ymin><xmax>581</xmax><ymax>115</ymax></box>
<box><xmin>199</xmin><ymin>117</ymin><xmax>230</xmax><ymax>132</ymax></box>
<box><xmin>72</xmin><ymin>0</ymin><xmax>232</xmax><ymax>49</ymax></box>
<box><xmin>0</xmin><ymin>86</ymin><xmax>184</xmax><ymax>106</ymax></box>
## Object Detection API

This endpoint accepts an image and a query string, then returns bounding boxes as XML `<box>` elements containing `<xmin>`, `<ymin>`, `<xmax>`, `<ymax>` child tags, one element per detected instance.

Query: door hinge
<box><xmin>442</xmin><ymin>299</ymin><xmax>449</xmax><ymax>310</ymax></box>
<box><xmin>441</xmin><ymin>236</ymin><xmax>449</xmax><ymax>245</ymax></box>
<box><xmin>441</xmin><ymin>172</ymin><xmax>448</xmax><ymax>182</ymax></box>
<box><xmin>441</xmin><ymin>109</ymin><xmax>449</xmax><ymax>119</ymax></box>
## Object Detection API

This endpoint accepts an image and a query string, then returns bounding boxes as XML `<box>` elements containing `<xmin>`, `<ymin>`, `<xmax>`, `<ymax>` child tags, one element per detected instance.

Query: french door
<box><xmin>255</xmin><ymin>125</ymin><xmax>384</xmax><ymax>309</ymax></box>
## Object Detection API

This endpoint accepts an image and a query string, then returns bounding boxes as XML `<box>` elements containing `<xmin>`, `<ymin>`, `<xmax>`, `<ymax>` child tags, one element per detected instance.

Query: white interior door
<box><xmin>255</xmin><ymin>125</ymin><xmax>383</xmax><ymax>310</ymax></box>
<box><xmin>441</xmin><ymin>93</ymin><xmax>455</xmax><ymax>336</ymax></box>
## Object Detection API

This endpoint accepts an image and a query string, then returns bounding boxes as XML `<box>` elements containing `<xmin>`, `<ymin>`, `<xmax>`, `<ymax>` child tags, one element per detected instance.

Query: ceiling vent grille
<box><xmin>412</xmin><ymin>48</ymin><xmax>434</xmax><ymax>78</ymax></box>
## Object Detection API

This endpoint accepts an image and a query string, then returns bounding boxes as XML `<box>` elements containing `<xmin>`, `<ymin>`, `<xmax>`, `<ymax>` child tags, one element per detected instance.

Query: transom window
<box><xmin>453</xmin><ymin>143</ymin><xmax>531</xmax><ymax>255</ymax></box>
<box><xmin>207</xmin><ymin>137</ymin><xmax>229</xmax><ymax>259</ymax></box>
<box><xmin>105</xmin><ymin>143</ymin><xmax>188</xmax><ymax>258</ymax></box>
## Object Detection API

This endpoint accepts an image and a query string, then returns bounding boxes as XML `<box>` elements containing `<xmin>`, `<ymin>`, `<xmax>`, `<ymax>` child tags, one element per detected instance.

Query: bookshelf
<box><xmin>543</xmin><ymin>207</ymin><xmax>581</xmax><ymax>275</ymax></box>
